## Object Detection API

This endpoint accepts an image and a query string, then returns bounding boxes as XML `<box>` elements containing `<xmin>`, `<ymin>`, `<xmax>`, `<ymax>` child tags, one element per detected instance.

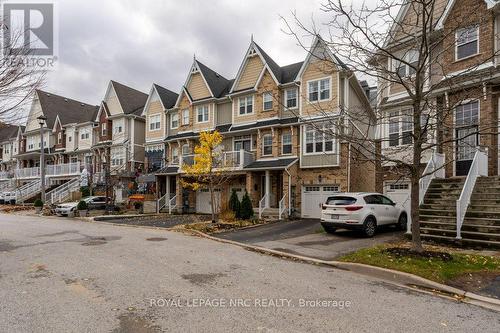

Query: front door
<box><xmin>456</xmin><ymin>126</ymin><xmax>478</xmax><ymax>176</ymax></box>
<box><xmin>455</xmin><ymin>101</ymin><xmax>479</xmax><ymax>176</ymax></box>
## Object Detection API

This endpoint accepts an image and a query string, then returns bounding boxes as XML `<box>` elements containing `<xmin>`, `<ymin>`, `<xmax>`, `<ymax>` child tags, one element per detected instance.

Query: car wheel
<box><xmin>398</xmin><ymin>214</ymin><xmax>408</xmax><ymax>231</ymax></box>
<box><xmin>363</xmin><ymin>217</ymin><xmax>376</xmax><ymax>237</ymax></box>
<box><xmin>322</xmin><ymin>225</ymin><xmax>337</xmax><ymax>234</ymax></box>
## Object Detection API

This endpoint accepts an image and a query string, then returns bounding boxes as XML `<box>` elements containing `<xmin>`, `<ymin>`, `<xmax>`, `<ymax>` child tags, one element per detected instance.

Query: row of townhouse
<box><xmin>146</xmin><ymin>37</ymin><xmax>376</xmax><ymax>218</ymax></box>
<box><xmin>377</xmin><ymin>0</ymin><xmax>500</xmax><ymax>245</ymax></box>
<box><xmin>0</xmin><ymin>35</ymin><xmax>377</xmax><ymax>218</ymax></box>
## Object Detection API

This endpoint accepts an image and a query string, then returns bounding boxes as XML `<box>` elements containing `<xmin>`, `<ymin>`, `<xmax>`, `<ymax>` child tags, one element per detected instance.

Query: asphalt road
<box><xmin>0</xmin><ymin>213</ymin><xmax>499</xmax><ymax>332</ymax></box>
<box><xmin>217</xmin><ymin>219</ymin><xmax>404</xmax><ymax>260</ymax></box>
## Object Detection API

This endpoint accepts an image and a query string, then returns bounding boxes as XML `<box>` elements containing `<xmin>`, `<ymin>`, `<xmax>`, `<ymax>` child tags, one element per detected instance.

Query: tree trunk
<box><xmin>411</xmin><ymin>102</ymin><xmax>424</xmax><ymax>253</ymax></box>
<box><xmin>209</xmin><ymin>183</ymin><xmax>216</xmax><ymax>223</ymax></box>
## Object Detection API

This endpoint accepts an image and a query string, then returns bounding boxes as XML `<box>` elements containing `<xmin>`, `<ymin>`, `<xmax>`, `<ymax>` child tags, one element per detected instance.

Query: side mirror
<box><xmin>390</xmin><ymin>202</ymin><xmax>396</xmax><ymax>206</ymax></box>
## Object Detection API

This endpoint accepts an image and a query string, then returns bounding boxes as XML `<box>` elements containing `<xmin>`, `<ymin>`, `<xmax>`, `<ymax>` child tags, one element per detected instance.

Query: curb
<box><xmin>188</xmin><ymin>229</ymin><xmax>500</xmax><ymax>312</ymax></box>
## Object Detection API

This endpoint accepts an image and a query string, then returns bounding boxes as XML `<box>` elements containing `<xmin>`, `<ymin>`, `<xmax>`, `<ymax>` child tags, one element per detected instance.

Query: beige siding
<box><xmin>301</xmin><ymin>154</ymin><xmax>339</xmax><ymax>167</ymax></box>
<box><xmin>145</xmin><ymin>100</ymin><xmax>165</xmax><ymax>141</ymax></box>
<box><xmin>216</xmin><ymin>102</ymin><xmax>232</xmax><ymax>125</ymax></box>
<box><xmin>133</xmin><ymin>119</ymin><xmax>145</xmax><ymax>162</ymax></box>
<box><xmin>77</xmin><ymin>124</ymin><xmax>93</xmax><ymax>151</ymax></box>
<box><xmin>106</xmin><ymin>86</ymin><xmax>123</xmax><ymax>116</ymax></box>
<box><xmin>25</xmin><ymin>98</ymin><xmax>43</xmax><ymax>132</ymax></box>
<box><xmin>192</xmin><ymin>103</ymin><xmax>215</xmax><ymax>132</ymax></box>
<box><xmin>65</xmin><ymin>126</ymin><xmax>76</xmax><ymax>151</ymax></box>
<box><xmin>235</xmin><ymin>55</ymin><xmax>264</xmax><ymax>91</ymax></box>
<box><xmin>112</xmin><ymin>117</ymin><xmax>128</xmax><ymax>144</ymax></box>
<box><xmin>187</xmin><ymin>73</ymin><xmax>211</xmax><ymax>100</ymax></box>
<box><xmin>300</xmin><ymin>58</ymin><xmax>339</xmax><ymax>117</ymax></box>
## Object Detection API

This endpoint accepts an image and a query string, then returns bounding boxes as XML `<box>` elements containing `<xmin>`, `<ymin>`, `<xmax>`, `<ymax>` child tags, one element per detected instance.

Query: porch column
<box><xmin>166</xmin><ymin>175</ymin><xmax>170</xmax><ymax>199</ymax></box>
<box><xmin>175</xmin><ymin>175</ymin><xmax>182</xmax><ymax>210</ymax></box>
<box><xmin>265</xmin><ymin>170</ymin><xmax>270</xmax><ymax>208</ymax></box>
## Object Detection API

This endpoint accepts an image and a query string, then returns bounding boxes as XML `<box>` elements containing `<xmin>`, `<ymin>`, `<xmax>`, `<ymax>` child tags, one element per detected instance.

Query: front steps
<box><xmin>419</xmin><ymin>177</ymin><xmax>500</xmax><ymax>248</ymax></box>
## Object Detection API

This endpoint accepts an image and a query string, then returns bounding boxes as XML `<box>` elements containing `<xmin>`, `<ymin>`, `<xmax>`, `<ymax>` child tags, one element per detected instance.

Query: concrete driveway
<box><xmin>217</xmin><ymin>219</ymin><xmax>404</xmax><ymax>260</ymax></box>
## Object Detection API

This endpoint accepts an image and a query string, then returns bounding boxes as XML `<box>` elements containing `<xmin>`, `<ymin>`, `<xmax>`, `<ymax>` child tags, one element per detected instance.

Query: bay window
<box><xmin>196</xmin><ymin>105</ymin><xmax>209</xmax><ymax>123</ymax></box>
<box><xmin>304</xmin><ymin>124</ymin><xmax>335</xmax><ymax>154</ymax></box>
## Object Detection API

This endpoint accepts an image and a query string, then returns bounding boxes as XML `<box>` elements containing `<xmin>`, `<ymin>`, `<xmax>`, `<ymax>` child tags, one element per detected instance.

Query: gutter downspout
<box><xmin>345</xmin><ymin>73</ymin><xmax>354</xmax><ymax>192</ymax></box>
<box><xmin>284</xmin><ymin>165</ymin><xmax>292</xmax><ymax>216</ymax></box>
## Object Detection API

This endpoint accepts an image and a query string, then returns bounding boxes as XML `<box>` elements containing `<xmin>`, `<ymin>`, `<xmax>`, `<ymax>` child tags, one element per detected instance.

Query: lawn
<box><xmin>339</xmin><ymin>244</ymin><xmax>500</xmax><ymax>284</ymax></box>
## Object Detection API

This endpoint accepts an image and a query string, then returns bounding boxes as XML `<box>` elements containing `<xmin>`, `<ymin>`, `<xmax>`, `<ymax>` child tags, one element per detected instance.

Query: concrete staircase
<box><xmin>255</xmin><ymin>207</ymin><xmax>283</xmax><ymax>220</ymax></box>
<box><xmin>420</xmin><ymin>177</ymin><xmax>500</xmax><ymax>248</ymax></box>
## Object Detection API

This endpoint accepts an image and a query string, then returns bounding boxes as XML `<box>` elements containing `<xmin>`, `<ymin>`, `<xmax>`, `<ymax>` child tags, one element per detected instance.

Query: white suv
<box><xmin>320</xmin><ymin>193</ymin><xmax>408</xmax><ymax>237</ymax></box>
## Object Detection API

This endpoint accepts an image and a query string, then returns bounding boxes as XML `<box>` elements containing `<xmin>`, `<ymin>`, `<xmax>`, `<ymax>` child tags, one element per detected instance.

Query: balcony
<box><xmin>12</xmin><ymin>162</ymin><xmax>85</xmax><ymax>179</ymax></box>
<box><xmin>178</xmin><ymin>150</ymin><xmax>255</xmax><ymax>171</ymax></box>
<box><xmin>0</xmin><ymin>171</ymin><xmax>13</xmax><ymax>180</ymax></box>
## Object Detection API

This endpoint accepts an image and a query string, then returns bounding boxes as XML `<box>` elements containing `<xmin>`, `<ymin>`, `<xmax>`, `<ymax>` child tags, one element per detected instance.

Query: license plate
<box><xmin>330</xmin><ymin>214</ymin><xmax>339</xmax><ymax>219</ymax></box>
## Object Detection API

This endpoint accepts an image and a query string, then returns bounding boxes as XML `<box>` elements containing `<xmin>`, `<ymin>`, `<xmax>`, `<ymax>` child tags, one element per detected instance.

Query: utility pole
<box><xmin>105</xmin><ymin>146</ymin><xmax>111</xmax><ymax>214</ymax></box>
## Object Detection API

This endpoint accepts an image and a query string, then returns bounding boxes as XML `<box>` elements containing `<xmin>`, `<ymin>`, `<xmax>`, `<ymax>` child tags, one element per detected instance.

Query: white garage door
<box><xmin>301</xmin><ymin>185</ymin><xmax>340</xmax><ymax>219</ymax></box>
<box><xmin>196</xmin><ymin>189</ymin><xmax>221</xmax><ymax>214</ymax></box>
<box><xmin>384</xmin><ymin>182</ymin><xmax>411</xmax><ymax>217</ymax></box>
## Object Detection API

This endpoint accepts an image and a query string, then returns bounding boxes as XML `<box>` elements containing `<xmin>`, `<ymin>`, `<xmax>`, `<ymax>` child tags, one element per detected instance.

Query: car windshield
<box><xmin>325</xmin><ymin>196</ymin><xmax>357</xmax><ymax>205</ymax></box>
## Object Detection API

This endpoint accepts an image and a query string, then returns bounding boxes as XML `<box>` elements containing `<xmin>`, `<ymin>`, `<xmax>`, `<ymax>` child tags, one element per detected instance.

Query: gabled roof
<box><xmin>36</xmin><ymin>90</ymin><xmax>98</xmax><ymax>128</ymax></box>
<box><xmin>253</xmin><ymin>42</ymin><xmax>283</xmax><ymax>83</ymax></box>
<box><xmin>110</xmin><ymin>80</ymin><xmax>148</xmax><ymax>116</ymax></box>
<box><xmin>195</xmin><ymin>60</ymin><xmax>231</xmax><ymax>98</ymax></box>
<box><xmin>153</xmin><ymin>84</ymin><xmax>178</xmax><ymax>109</ymax></box>
<box><xmin>0</xmin><ymin>124</ymin><xmax>22</xmax><ymax>142</ymax></box>
<box><xmin>295</xmin><ymin>36</ymin><xmax>348</xmax><ymax>81</ymax></box>
<box><xmin>436</xmin><ymin>0</ymin><xmax>498</xmax><ymax>30</ymax></box>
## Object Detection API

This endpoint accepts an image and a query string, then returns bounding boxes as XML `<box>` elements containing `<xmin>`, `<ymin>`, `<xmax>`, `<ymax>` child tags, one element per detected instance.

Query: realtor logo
<box><xmin>1</xmin><ymin>1</ymin><xmax>57</xmax><ymax>68</ymax></box>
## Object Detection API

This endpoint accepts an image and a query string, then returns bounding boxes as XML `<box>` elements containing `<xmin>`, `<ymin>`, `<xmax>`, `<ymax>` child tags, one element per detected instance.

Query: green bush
<box><xmin>228</xmin><ymin>189</ymin><xmax>241</xmax><ymax>218</ymax></box>
<box><xmin>77</xmin><ymin>200</ymin><xmax>88</xmax><ymax>210</ymax></box>
<box><xmin>34</xmin><ymin>199</ymin><xmax>44</xmax><ymax>207</ymax></box>
<box><xmin>80</xmin><ymin>186</ymin><xmax>90</xmax><ymax>198</ymax></box>
<box><xmin>239</xmin><ymin>191</ymin><xmax>254</xmax><ymax>220</ymax></box>
<box><xmin>134</xmin><ymin>201</ymin><xmax>143</xmax><ymax>210</ymax></box>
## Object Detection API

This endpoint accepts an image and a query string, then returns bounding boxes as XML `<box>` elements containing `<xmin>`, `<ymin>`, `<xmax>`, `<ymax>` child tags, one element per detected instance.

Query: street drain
<box><xmin>146</xmin><ymin>237</ymin><xmax>167</xmax><ymax>242</ymax></box>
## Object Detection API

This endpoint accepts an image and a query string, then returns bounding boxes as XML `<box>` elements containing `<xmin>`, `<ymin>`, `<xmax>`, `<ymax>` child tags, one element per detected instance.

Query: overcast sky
<box><xmin>46</xmin><ymin>0</ymin><xmax>334</xmax><ymax>106</ymax></box>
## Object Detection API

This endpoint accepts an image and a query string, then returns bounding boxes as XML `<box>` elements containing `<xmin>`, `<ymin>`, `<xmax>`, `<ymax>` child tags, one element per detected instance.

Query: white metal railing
<box><xmin>46</xmin><ymin>178</ymin><xmax>80</xmax><ymax>205</ymax></box>
<box><xmin>0</xmin><ymin>171</ymin><xmax>12</xmax><ymax>180</ymax></box>
<box><xmin>456</xmin><ymin>149</ymin><xmax>488</xmax><ymax>239</ymax></box>
<box><xmin>278</xmin><ymin>193</ymin><xmax>287</xmax><ymax>220</ymax></box>
<box><xmin>419</xmin><ymin>150</ymin><xmax>445</xmax><ymax>205</ymax></box>
<box><xmin>0</xmin><ymin>180</ymin><xmax>13</xmax><ymax>192</ymax></box>
<box><xmin>16</xmin><ymin>179</ymin><xmax>42</xmax><ymax>203</ymax></box>
<box><xmin>15</xmin><ymin>166</ymin><xmax>40</xmax><ymax>179</ymax></box>
<box><xmin>45</xmin><ymin>162</ymin><xmax>82</xmax><ymax>177</ymax></box>
<box><xmin>259</xmin><ymin>193</ymin><xmax>268</xmax><ymax>219</ymax></box>
<box><xmin>157</xmin><ymin>192</ymin><xmax>168</xmax><ymax>213</ymax></box>
<box><xmin>179</xmin><ymin>150</ymin><xmax>255</xmax><ymax>172</ymax></box>
<box><xmin>168</xmin><ymin>194</ymin><xmax>177</xmax><ymax>214</ymax></box>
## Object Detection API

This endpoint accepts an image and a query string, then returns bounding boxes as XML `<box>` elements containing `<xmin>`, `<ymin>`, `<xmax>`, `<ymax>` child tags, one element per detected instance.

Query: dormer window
<box><xmin>456</xmin><ymin>26</ymin><xmax>479</xmax><ymax>60</ymax></box>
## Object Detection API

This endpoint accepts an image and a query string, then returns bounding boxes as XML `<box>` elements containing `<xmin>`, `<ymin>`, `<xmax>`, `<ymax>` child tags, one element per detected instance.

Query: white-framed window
<box><xmin>101</xmin><ymin>123</ymin><xmax>107</xmax><ymax>136</ymax></box>
<box><xmin>262</xmin><ymin>134</ymin><xmax>273</xmax><ymax>156</ymax></box>
<box><xmin>149</xmin><ymin>114</ymin><xmax>161</xmax><ymax>131</ymax></box>
<box><xmin>182</xmin><ymin>109</ymin><xmax>190</xmax><ymax>125</ymax></box>
<box><xmin>171</xmin><ymin>147</ymin><xmax>179</xmax><ymax>164</ymax></box>
<box><xmin>171</xmin><ymin>112</ymin><xmax>179</xmax><ymax>129</ymax></box>
<box><xmin>80</xmin><ymin>130</ymin><xmax>89</xmax><ymax>140</ymax></box>
<box><xmin>68</xmin><ymin>136</ymin><xmax>72</xmax><ymax>142</ymax></box>
<box><xmin>263</xmin><ymin>92</ymin><xmax>273</xmax><ymax>111</ymax></box>
<box><xmin>181</xmin><ymin>144</ymin><xmax>190</xmax><ymax>156</ymax></box>
<box><xmin>57</xmin><ymin>132</ymin><xmax>62</xmax><ymax>144</ymax></box>
<box><xmin>281</xmin><ymin>132</ymin><xmax>292</xmax><ymax>155</ymax></box>
<box><xmin>456</xmin><ymin>100</ymin><xmax>479</xmax><ymax>127</ymax></box>
<box><xmin>388</xmin><ymin>111</ymin><xmax>400</xmax><ymax>147</ymax></box>
<box><xmin>238</xmin><ymin>96</ymin><xmax>253</xmax><ymax>115</ymax></box>
<box><xmin>113</xmin><ymin>120</ymin><xmax>123</xmax><ymax>134</ymax></box>
<box><xmin>304</xmin><ymin>124</ymin><xmax>335</xmax><ymax>154</ymax></box>
<box><xmin>285</xmin><ymin>88</ymin><xmax>298</xmax><ymax>109</ymax></box>
<box><xmin>401</xmin><ymin>111</ymin><xmax>413</xmax><ymax>145</ymax></box>
<box><xmin>456</xmin><ymin>26</ymin><xmax>479</xmax><ymax>60</ymax></box>
<box><xmin>394</xmin><ymin>50</ymin><xmax>418</xmax><ymax>77</ymax></box>
<box><xmin>196</xmin><ymin>105</ymin><xmax>209</xmax><ymax>123</ymax></box>
<box><xmin>308</xmin><ymin>78</ymin><xmax>330</xmax><ymax>102</ymax></box>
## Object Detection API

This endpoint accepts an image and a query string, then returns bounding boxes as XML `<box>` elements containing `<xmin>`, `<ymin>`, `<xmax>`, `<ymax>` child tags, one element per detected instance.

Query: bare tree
<box><xmin>282</xmin><ymin>0</ymin><xmax>499</xmax><ymax>252</ymax></box>
<box><xmin>0</xmin><ymin>16</ymin><xmax>45</xmax><ymax>123</ymax></box>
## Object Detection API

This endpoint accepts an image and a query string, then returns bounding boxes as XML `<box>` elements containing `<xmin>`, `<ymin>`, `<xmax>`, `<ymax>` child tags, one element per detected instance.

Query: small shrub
<box><xmin>80</xmin><ymin>186</ymin><xmax>90</xmax><ymax>198</ymax></box>
<box><xmin>228</xmin><ymin>189</ymin><xmax>241</xmax><ymax>218</ymax></box>
<box><xmin>134</xmin><ymin>201</ymin><xmax>143</xmax><ymax>210</ymax></box>
<box><xmin>239</xmin><ymin>191</ymin><xmax>254</xmax><ymax>220</ymax></box>
<box><xmin>34</xmin><ymin>199</ymin><xmax>44</xmax><ymax>207</ymax></box>
<box><xmin>77</xmin><ymin>200</ymin><xmax>88</xmax><ymax>210</ymax></box>
<box><xmin>219</xmin><ymin>210</ymin><xmax>236</xmax><ymax>222</ymax></box>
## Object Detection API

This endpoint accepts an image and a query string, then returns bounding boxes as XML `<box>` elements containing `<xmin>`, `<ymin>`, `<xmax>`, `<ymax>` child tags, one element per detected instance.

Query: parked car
<box><xmin>3</xmin><ymin>191</ymin><xmax>17</xmax><ymax>205</ymax></box>
<box><xmin>55</xmin><ymin>196</ymin><xmax>110</xmax><ymax>217</ymax></box>
<box><xmin>320</xmin><ymin>193</ymin><xmax>407</xmax><ymax>237</ymax></box>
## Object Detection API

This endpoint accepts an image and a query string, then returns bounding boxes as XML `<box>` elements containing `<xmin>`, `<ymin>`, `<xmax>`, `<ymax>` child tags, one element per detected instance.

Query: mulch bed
<box><xmin>447</xmin><ymin>271</ymin><xmax>500</xmax><ymax>298</ymax></box>
<box><xmin>97</xmin><ymin>214</ymin><xmax>211</xmax><ymax>229</ymax></box>
<box><xmin>383</xmin><ymin>247</ymin><xmax>454</xmax><ymax>262</ymax></box>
